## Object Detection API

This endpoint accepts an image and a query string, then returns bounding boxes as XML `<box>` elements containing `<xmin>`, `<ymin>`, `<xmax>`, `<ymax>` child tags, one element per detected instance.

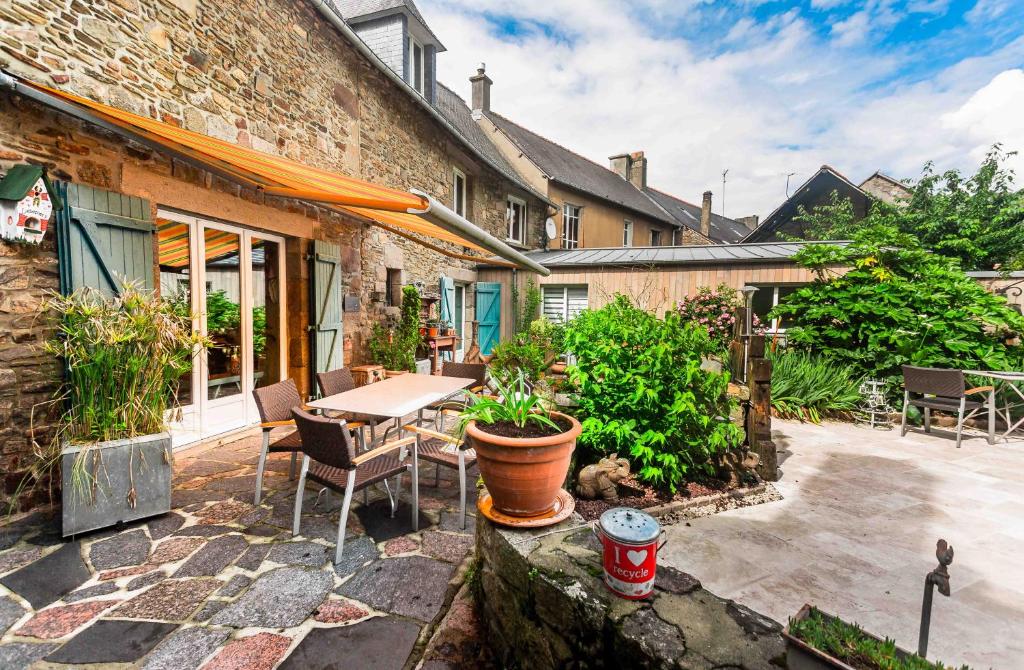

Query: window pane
<box><xmin>750</xmin><ymin>286</ymin><xmax>775</xmax><ymax>327</ymax></box>
<box><xmin>252</xmin><ymin>238</ymin><xmax>282</xmax><ymax>391</ymax></box>
<box><xmin>158</xmin><ymin>218</ymin><xmax>193</xmax><ymax>407</ymax></box>
<box><xmin>414</xmin><ymin>43</ymin><xmax>423</xmax><ymax>92</ymax></box>
<box><xmin>776</xmin><ymin>286</ymin><xmax>799</xmax><ymax>329</ymax></box>
<box><xmin>205</xmin><ymin>228</ymin><xmax>243</xmax><ymax>400</ymax></box>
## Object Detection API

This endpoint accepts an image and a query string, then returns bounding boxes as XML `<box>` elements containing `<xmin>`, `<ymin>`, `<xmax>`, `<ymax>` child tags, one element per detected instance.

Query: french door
<box><xmin>157</xmin><ymin>209</ymin><xmax>287</xmax><ymax>447</ymax></box>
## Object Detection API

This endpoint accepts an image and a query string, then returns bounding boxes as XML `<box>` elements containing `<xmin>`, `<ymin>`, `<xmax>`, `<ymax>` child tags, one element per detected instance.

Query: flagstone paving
<box><xmin>0</xmin><ymin>428</ymin><xmax>484</xmax><ymax>669</ymax></box>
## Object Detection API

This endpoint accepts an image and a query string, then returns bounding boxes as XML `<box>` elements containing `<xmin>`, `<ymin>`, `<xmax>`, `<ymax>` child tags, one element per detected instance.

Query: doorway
<box><xmin>454</xmin><ymin>283</ymin><xmax>466</xmax><ymax>361</ymax></box>
<box><xmin>157</xmin><ymin>210</ymin><xmax>287</xmax><ymax>447</ymax></box>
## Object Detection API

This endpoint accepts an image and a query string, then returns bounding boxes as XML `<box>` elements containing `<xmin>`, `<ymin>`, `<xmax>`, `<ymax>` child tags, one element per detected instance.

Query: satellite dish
<box><xmin>544</xmin><ymin>217</ymin><xmax>557</xmax><ymax>241</ymax></box>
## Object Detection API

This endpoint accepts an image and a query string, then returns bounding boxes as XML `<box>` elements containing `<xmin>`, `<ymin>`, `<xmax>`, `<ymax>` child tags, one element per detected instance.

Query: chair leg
<box><xmin>988</xmin><ymin>388</ymin><xmax>996</xmax><ymax>445</ymax></box>
<box><xmin>289</xmin><ymin>452</ymin><xmax>298</xmax><ymax>480</ymax></box>
<box><xmin>900</xmin><ymin>392</ymin><xmax>909</xmax><ymax>437</ymax></box>
<box><xmin>292</xmin><ymin>456</ymin><xmax>310</xmax><ymax>537</ymax></box>
<box><xmin>458</xmin><ymin>451</ymin><xmax>467</xmax><ymax>530</ymax></box>
<box><xmin>335</xmin><ymin>470</ymin><xmax>357</xmax><ymax>564</ymax></box>
<box><xmin>924</xmin><ymin>408</ymin><xmax>931</xmax><ymax>433</ymax></box>
<box><xmin>412</xmin><ymin>437</ymin><xmax>420</xmax><ymax>532</ymax></box>
<box><xmin>390</xmin><ymin>472</ymin><xmax>402</xmax><ymax>518</ymax></box>
<box><xmin>254</xmin><ymin>431</ymin><xmax>270</xmax><ymax>505</ymax></box>
<box><xmin>434</xmin><ymin>464</ymin><xmax>441</xmax><ymax>487</ymax></box>
<box><xmin>956</xmin><ymin>398</ymin><xmax>966</xmax><ymax>448</ymax></box>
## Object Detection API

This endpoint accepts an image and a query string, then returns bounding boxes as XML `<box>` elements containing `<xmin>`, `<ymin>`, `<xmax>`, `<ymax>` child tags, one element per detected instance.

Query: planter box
<box><xmin>61</xmin><ymin>432</ymin><xmax>172</xmax><ymax>537</ymax></box>
<box><xmin>415</xmin><ymin>358</ymin><xmax>431</xmax><ymax>375</ymax></box>
<box><xmin>784</xmin><ymin>604</ymin><xmax>913</xmax><ymax>670</ymax></box>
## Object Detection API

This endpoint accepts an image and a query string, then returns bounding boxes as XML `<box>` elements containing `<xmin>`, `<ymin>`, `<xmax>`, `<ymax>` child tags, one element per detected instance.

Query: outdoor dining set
<box><xmin>250</xmin><ymin>362</ymin><xmax>487</xmax><ymax>565</ymax></box>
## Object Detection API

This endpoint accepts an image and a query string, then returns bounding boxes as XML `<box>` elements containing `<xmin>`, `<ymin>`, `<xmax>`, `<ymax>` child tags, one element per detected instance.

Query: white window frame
<box><xmin>622</xmin><ymin>220</ymin><xmax>633</xmax><ymax>247</ymax></box>
<box><xmin>407</xmin><ymin>35</ymin><xmax>425</xmax><ymax>95</ymax></box>
<box><xmin>751</xmin><ymin>284</ymin><xmax>802</xmax><ymax>335</ymax></box>
<box><xmin>650</xmin><ymin>229</ymin><xmax>662</xmax><ymax>246</ymax></box>
<box><xmin>562</xmin><ymin>203</ymin><xmax>580</xmax><ymax>249</ymax></box>
<box><xmin>542</xmin><ymin>285</ymin><xmax>588</xmax><ymax>323</ymax></box>
<box><xmin>452</xmin><ymin>167</ymin><xmax>467</xmax><ymax>218</ymax></box>
<box><xmin>506</xmin><ymin>195</ymin><xmax>527</xmax><ymax>244</ymax></box>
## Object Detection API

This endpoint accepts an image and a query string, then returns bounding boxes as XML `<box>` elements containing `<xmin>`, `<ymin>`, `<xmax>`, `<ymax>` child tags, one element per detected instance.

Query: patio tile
<box><xmin>148</xmin><ymin>512</ymin><xmax>187</xmax><ymax>540</ymax></box>
<box><xmin>437</xmin><ymin>510</ymin><xmax>475</xmax><ymax>534</ymax></box>
<box><xmin>127</xmin><ymin>570</ymin><xmax>168</xmax><ymax>591</ymax></box>
<box><xmin>331</xmin><ymin>535</ymin><xmax>379</xmax><ymax>577</ymax></box>
<box><xmin>0</xmin><ymin>542</ymin><xmax>90</xmax><ymax>608</ymax></box>
<box><xmin>177</xmin><ymin>459</ymin><xmax>244</xmax><ymax>479</ymax></box>
<box><xmin>197</xmin><ymin>500</ymin><xmax>256</xmax><ymax>525</ymax></box>
<box><xmin>234</xmin><ymin>543</ymin><xmax>271</xmax><ymax>571</ymax></box>
<box><xmin>211</xmin><ymin>566</ymin><xmax>332</xmax><ymax>628</ymax></box>
<box><xmin>99</xmin><ymin>564</ymin><xmax>153</xmax><ymax>580</ymax></box>
<box><xmin>150</xmin><ymin>536</ymin><xmax>204</xmax><ymax>564</ymax></box>
<box><xmin>0</xmin><ymin>546</ymin><xmax>43</xmax><ymax>575</ymax></box>
<box><xmin>89</xmin><ymin>529</ymin><xmax>151</xmax><ymax>570</ymax></box>
<box><xmin>174</xmin><ymin>535</ymin><xmax>248</xmax><ymax>577</ymax></box>
<box><xmin>312</xmin><ymin>598</ymin><xmax>368</xmax><ymax>623</ymax></box>
<box><xmin>338</xmin><ymin>556</ymin><xmax>455</xmax><ymax>623</ymax></box>
<box><xmin>383</xmin><ymin>536</ymin><xmax>419</xmax><ymax>555</ymax></box>
<box><xmin>421</xmin><ymin>531</ymin><xmax>473</xmax><ymax>564</ymax></box>
<box><xmin>192</xmin><ymin>599</ymin><xmax>228</xmax><ymax>622</ymax></box>
<box><xmin>217</xmin><ymin>574</ymin><xmax>252</xmax><ymax>597</ymax></box>
<box><xmin>45</xmin><ymin>620</ymin><xmax>178</xmax><ymax>664</ymax></box>
<box><xmin>202</xmin><ymin>632</ymin><xmax>291</xmax><ymax>670</ymax></box>
<box><xmin>114</xmin><ymin>578</ymin><xmax>221</xmax><ymax>620</ymax></box>
<box><xmin>0</xmin><ymin>642</ymin><xmax>59</xmax><ymax>670</ymax></box>
<box><xmin>278</xmin><ymin>617</ymin><xmax>420</xmax><ymax>670</ymax></box>
<box><xmin>141</xmin><ymin>626</ymin><xmax>230</xmax><ymax>670</ymax></box>
<box><xmin>0</xmin><ymin>594</ymin><xmax>26</xmax><ymax>635</ymax></box>
<box><xmin>14</xmin><ymin>599</ymin><xmax>117</xmax><ymax>639</ymax></box>
<box><xmin>266</xmin><ymin>540</ymin><xmax>329</xmax><ymax>567</ymax></box>
<box><xmin>64</xmin><ymin>581</ymin><xmax>119</xmax><ymax>602</ymax></box>
<box><xmin>173</xmin><ymin>524</ymin><xmax>237</xmax><ymax>538</ymax></box>
<box><xmin>355</xmin><ymin>501</ymin><xmax>431</xmax><ymax>542</ymax></box>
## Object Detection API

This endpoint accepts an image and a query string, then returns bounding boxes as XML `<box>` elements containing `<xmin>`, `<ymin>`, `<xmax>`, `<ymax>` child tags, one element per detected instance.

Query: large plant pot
<box><xmin>784</xmin><ymin>604</ymin><xmax>913</xmax><ymax>670</ymax></box>
<box><xmin>61</xmin><ymin>432</ymin><xmax>172</xmax><ymax>537</ymax></box>
<box><xmin>466</xmin><ymin>412</ymin><xmax>581</xmax><ymax>517</ymax></box>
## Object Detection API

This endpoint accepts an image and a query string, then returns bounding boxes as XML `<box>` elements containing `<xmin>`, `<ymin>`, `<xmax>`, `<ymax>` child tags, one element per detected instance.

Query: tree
<box><xmin>792</xmin><ymin>146</ymin><xmax>1024</xmax><ymax>271</ymax></box>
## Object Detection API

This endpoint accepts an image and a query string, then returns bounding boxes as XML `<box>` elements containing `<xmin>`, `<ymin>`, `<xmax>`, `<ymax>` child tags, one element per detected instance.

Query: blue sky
<box><xmin>422</xmin><ymin>0</ymin><xmax>1024</xmax><ymax>217</ymax></box>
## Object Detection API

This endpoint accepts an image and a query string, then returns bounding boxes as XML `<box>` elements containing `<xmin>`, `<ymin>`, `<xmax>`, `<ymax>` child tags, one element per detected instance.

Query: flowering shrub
<box><xmin>676</xmin><ymin>284</ymin><xmax>760</xmax><ymax>352</ymax></box>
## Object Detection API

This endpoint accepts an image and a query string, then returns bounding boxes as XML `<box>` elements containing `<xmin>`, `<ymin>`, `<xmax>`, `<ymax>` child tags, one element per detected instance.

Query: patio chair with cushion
<box><xmin>404</xmin><ymin>408</ymin><xmax>476</xmax><ymax>529</ymax></box>
<box><xmin>418</xmin><ymin>361</ymin><xmax>488</xmax><ymax>428</ymax></box>
<box><xmin>316</xmin><ymin>367</ymin><xmax>390</xmax><ymax>445</ymax></box>
<box><xmin>290</xmin><ymin>407</ymin><xmax>418</xmax><ymax>563</ymax></box>
<box><xmin>901</xmin><ymin>365</ymin><xmax>994</xmax><ymax>448</ymax></box>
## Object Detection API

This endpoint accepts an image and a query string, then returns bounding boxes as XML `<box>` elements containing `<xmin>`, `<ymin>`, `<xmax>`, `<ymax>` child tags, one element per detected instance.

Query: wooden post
<box><xmin>745</xmin><ymin>335</ymin><xmax>777</xmax><ymax>481</ymax></box>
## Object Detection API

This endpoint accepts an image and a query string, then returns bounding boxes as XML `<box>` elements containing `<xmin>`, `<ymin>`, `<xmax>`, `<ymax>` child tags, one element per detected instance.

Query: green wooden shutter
<box><xmin>439</xmin><ymin>276</ymin><xmax>455</xmax><ymax>325</ymax></box>
<box><xmin>309</xmin><ymin>240</ymin><xmax>343</xmax><ymax>394</ymax></box>
<box><xmin>475</xmin><ymin>282</ymin><xmax>501</xmax><ymax>356</ymax></box>
<box><xmin>54</xmin><ymin>181</ymin><xmax>154</xmax><ymax>295</ymax></box>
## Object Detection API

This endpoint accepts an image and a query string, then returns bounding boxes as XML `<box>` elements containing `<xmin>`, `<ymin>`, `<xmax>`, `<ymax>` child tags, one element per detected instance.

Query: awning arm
<box><xmin>409</xmin><ymin>189</ymin><xmax>549</xmax><ymax>276</ymax></box>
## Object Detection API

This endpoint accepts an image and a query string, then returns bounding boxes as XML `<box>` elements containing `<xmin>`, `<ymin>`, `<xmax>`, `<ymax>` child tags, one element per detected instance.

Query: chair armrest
<box><xmin>403</xmin><ymin>423</ymin><xmax>459</xmax><ymax>445</ymax></box>
<box><xmin>469</xmin><ymin>385</ymin><xmax>485</xmax><ymax>393</ymax></box>
<box><xmin>261</xmin><ymin>420</ymin><xmax>294</xmax><ymax>429</ymax></box>
<box><xmin>965</xmin><ymin>386</ymin><xmax>995</xmax><ymax>395</ymax></box>
<box><xmin>352</xmin><ymin>436</ymin><xmax>417</xmax><ymax>465</ymax></box>
<box><xmin>345</xmin><ymin>421</ymin><xmax>367</xmax><ymax>430</ymax></box>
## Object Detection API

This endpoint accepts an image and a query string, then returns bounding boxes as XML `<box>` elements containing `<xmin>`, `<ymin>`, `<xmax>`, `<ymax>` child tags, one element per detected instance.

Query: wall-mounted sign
<box><xmin>0</xmin><ymin>165</ymin><xmax>62</xmax><ymax>245</ymax></box>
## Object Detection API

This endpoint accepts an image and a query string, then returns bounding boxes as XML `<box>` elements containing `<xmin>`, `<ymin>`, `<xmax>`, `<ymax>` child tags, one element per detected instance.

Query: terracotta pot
<box><xmin>466</xmin><ymin>411</ymin><xmax>581</xmax><ymax>517</ymax></box>
<box><xmin>385</xmin><ymin>369</ymin><xmax>409</xmax><ymax>378</ymax></box>
<box><xmin>428</xmin><ymin>327</ymin><xmax>439</xmax><ymax>337</ymax></box>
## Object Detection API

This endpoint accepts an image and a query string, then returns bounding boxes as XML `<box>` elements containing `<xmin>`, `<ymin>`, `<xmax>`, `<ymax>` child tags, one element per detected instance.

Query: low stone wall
<box><xmin>475</xmin><ymin>514</ymin><xmax>785</xmax><ymax>669</ymax></box>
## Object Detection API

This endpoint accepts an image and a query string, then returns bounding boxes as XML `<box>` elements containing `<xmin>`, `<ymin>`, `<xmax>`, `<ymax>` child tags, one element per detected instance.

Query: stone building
<box><xmin>0</xmin><ymin>0</ymin><xmax>547</xmax><ymax>509</ymax></box>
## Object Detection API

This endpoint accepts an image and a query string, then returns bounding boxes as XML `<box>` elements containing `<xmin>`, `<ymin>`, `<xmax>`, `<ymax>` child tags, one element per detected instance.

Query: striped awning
<box><xmin>1</xmin><ymin>72</ymin><xmax>550</xmax><ymax>274</ymax></box>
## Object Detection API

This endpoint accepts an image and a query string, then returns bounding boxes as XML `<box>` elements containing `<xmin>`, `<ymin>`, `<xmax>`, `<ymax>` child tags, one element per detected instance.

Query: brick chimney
<box><xmin>608</xmin><ymin>151</ymin><xmax>647</xmax><ymax>189</ymax></box>
<box><xmin>470</xmin><ymin>63</ymin><xmax>491</xmax><ymax>115</ymax></box>
<box><xmin>700</xmin><ymin>191</ymin><xmax>712</xmax><ymax>238</ymax></box>
<box><xmin>737</xmin><ymin>215</ymin><xmax>759</xmax><ymax>231</ymax></box>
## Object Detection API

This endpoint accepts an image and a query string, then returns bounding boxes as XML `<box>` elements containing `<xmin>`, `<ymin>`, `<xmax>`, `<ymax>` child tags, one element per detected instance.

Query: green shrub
<box><xmin>368</xmin><ymin>285</ymin><xmax>422</xmax><ymax>371</ymax></box>
<box><xmin>489</xmin><ymin>317</ymin><xmax>563</xmax><ymax>385</ymax></box>
<box><xmin>773</xmin><ymin>223</ymin><xmax>1024</xmax><ymax>397</ymax></box>
<box><xmin>564</xmin><ymin>295</ymin><xmax>741</xmax><ymax>492</ymax></box>
<box><xmin>676</xmin><ymin>283</ymin><xmax>760</xmax><ymax>353</ymax></box>
<box><xmin>768</xmin><ymin>349</ymin><xmax>863</xmax><ymax>423</ymax></box>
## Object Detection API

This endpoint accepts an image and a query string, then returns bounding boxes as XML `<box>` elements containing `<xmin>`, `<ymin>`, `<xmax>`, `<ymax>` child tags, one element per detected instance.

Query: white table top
<box><xmin>306</xmin><ymin>373</ymin><xmax>474</xmax><ymax>418</ymax></box>
<box><xmin>965</xmin><ymin>370</ymin><xmax>1024</xmax><ymax>381</ymax></box>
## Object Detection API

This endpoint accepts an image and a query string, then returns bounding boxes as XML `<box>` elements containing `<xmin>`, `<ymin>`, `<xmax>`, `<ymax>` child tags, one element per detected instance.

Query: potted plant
<box><xmin>458</xmin><ymin>371</ymin><xmax>581</xmax><ymax>516</ymax></box>
<box><xmin>45</xmin><ymin>282</ymin><xmax>205</xmax><ymax>537</ymax></box>
<box><xmin>784</xmin><ymin>604</ymin><xmax>957</xmax><ymax>670</ymax></box>
<box><xmin>427</xmin><ymin>319</ymin><xmax>440</xmax><ymax>338</ymax></box>
<box><xmin>369</xmin><ymin>284</ymin><xmax>421</xmax><ymax>376</ymax></box>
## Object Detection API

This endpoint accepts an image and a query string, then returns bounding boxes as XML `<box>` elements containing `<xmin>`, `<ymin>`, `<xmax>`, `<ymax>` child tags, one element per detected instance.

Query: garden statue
<box><xmin>718</xmin><ymin>449</ymin><xmax>760</xmax><ymax>487</ymax></box>
<box><xmin>576</xmin><ymin>454</ymin><xmax>630</xmax><ymax>502</ymax></box>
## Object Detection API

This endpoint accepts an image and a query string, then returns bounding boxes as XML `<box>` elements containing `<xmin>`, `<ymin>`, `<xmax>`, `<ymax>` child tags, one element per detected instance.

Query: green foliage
<box><xmin>772</xmin><ymin>224</ymin><xmax>1024</xmax><ymax>395</ymax></box>
<box><xmin>768</xmin><ymin>348</ymin><xmax>863</xmax><ymax>423</ymax></box>
<box><xmin>511</xmin><ymin>279</ymin><xmax>542</xmax><ymax>334</ymax></box>
<box><xmin>489</xmin><ymin>317</ymin><xmax>564</xmax><ymax>385</ymax></box>
<box><xmin>563</xmin><ymin>295</ymin><xmax>741</xmax><ymax>492</ymax></box>
<box><xmin>792</xmin><ymin>146</ymin><xmax>1024</xmax><ymax>271</ymax></box>
<box><xmin>204</xmin><ymin>290</ymin><xmax>240</xmax><ymax>337</ymax></box>
<box><xmin>368</xmin><ymin>284</ymin><xmax>422</xmax><ymax>371</ymax></box>
<box><xmin>457</xmin><ymin>371</ymin><xmax>560</xmax><ymax>434</ymax></box>
<box><xmin>789</xmin><ymin>607</ymin><xmax>969</xmax><ymax>670</ymax></box>
<box><xmin>675</xmin><ymin>283</ymin><xmax>759</xmax><ymax>353</ymax></box>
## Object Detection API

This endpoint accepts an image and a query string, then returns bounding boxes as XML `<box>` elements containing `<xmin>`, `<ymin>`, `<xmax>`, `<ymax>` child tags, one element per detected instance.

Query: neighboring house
<box><xmin>743</xmin><ymin>165</ymin><xmax>911</xmax><ymax>242</ymax></box>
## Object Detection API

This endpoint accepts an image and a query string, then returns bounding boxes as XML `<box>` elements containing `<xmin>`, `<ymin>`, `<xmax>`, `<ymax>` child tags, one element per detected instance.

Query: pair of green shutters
<box><xmin>439</xmin><ymin>276</ymin><xmax>501</xmax><ymax>357</ymax></box>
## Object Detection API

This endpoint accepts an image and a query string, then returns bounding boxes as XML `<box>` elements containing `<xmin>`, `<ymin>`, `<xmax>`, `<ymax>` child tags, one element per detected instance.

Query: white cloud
<box><xmin>830</xmin><ymin>10</ymin><xmax>872</xmax><ymax>47</ymax></box>
<box><xmin>422</xmin><ymin>0</ymin><xmax>1024</xmax><ymax>218</ymax></box>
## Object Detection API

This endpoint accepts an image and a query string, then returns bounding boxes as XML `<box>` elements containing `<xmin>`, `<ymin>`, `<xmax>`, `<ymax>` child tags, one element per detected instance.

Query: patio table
<box><xmin>965</xmin><ymin>370</ymin><xmax>1024</xmax><ymax>443</ymax></box>
<box><xmin>307</xmin><ymin>373</ymin><xmax>475</xmax><ymax>530</ymax></box>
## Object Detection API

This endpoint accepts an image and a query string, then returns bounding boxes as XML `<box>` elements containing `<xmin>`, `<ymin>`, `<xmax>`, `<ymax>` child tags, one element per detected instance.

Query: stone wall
<box><xmin>475</xmin><ymin>515</ymin><xmax>786</xmax><ymax>669</ymax></box>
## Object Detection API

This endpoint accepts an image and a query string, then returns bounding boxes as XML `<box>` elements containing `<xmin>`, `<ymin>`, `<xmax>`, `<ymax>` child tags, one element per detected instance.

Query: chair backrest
<box><xmin>441</xmin><ymin>361</ymin><xmax>487</xmax><ymax>388</ymax></box>
<box><xmin>252</xmin><ymin>378</ymin><xmax>302</xmax><ymax>423</ymax></box>
<box><xmin>291</xmin><ymin>407</ymin><xmax>356</xmax><ymax>470</ymax></box>
<box><xmin>902</xmin><ymin>365</ymin><xmax>966</xmax><ymax>398</ymax></box>
<box><xmin>316</xmin><ymin>367</ymin><xmax>356</xmax><ymax>398</ymax></box>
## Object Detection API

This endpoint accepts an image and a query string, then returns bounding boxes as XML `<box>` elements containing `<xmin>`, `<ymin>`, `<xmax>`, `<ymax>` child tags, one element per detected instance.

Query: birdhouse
<box><xmin>0</xmin><ymin>164</ymin><xmax>63</xmax><ymax>245</ymax></box>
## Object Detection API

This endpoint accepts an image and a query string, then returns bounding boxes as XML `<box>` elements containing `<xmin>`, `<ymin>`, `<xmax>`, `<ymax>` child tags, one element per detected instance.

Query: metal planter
<box><xmin>61</xmin><ymin>432</ymin><xmax>172</xmax><ymax>537</ymax></box>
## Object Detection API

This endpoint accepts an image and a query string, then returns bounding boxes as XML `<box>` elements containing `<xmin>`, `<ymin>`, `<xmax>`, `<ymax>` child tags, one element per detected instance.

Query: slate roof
<box><xmin>434</xmin><ymin>84</ymin><xmax>550</xmax><ymax>204</ymax></box>
<box><xmin>331</xmin><ymin>0</ymin><xmax>444</xmax><ymax>49</ymax></box>
<box><xmin>644</xmin><ymin>187</ymin><xmax>749</xmax><ymax>243</ymax></box>
<box><xmin>486</xmin><ymin>113</ymin><xmax>676</xmax><ymax>224</ymax></box>
<box><xmin>478</xmin><ymin>241</ymin><xmax>846</xmax><ymax>269</ymax></box>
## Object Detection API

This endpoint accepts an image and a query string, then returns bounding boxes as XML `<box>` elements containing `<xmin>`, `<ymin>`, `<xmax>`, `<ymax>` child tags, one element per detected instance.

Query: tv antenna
<box><xmin>721</xmin><ymin>169</ymin><xmax>729</xmax><ymax>216</ymax></box>
<box><xmin>785</xmin><ymin>172</ymin><xmax>796</xmax><ymax>197</ymax></box>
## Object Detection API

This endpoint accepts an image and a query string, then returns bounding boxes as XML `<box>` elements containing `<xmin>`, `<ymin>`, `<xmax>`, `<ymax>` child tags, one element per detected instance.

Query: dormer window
<box><xmin>408</xmin><ymin>36</ymin><xmax>425</xmax><ymax>95</ymax></box>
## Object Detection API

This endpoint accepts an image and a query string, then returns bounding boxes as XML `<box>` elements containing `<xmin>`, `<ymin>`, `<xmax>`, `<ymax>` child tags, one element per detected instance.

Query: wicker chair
<box><xmin>316</xmin><ymin>367</ymin><xmax>390</xmax><ymax>445</ymax></box>
<box><xmin>418</xmin><ymin>361</ymin><xmax>488</xmax><ymax>428</ymax></box>
<box><xmin>404</xmin><ymin>408</ymin><xmax>476</xmax><ymax>529</ymax></box>
<box><xmin>901</xmin><ymin>365</ymin><xmax>993</xmax><ymax>448</ymax></box>
<box><xmin>252</xmin><ymin>379</ymin><xmax>325</xmax><ymax>505</ymax></box>
<box><xmin>291</xmin><ymin>407</ymin><xmax>418</xmax><ymax>563</ymax></box>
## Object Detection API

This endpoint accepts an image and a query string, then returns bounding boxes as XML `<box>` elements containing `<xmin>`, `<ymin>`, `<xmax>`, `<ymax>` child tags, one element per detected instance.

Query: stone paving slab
<box><xmin>278</xmin><ymin>616</ymin><xmax>421</xmax><ymax>670</ymax></box>
<box><xmin>148</xmin><ymin>512</ymin><xmax>186</xmax><ymax>539</ymax></box>
<box><xmin>89</xmin><ymin>528</ymin><xmax>151</xmax><ymax>570</ymax></box>
<box><xmin>203</xmin><ymin>631</ymin><xmax>291</xmax><ymax>670</ymax></box>
<box><xmin>0</xmin><ymin>641</ymin><xmax>59</xmax><ymax>670</ymax></box>
<box><xmin>63</xmin><ymin>581</ymin><xmax>118</xmax><ymax>603</ymax></box>
<box><xmin>174</xmin><ymin>534</ymin><xmax>247</xmax><ymax>577</ymax></box>
<box><xmin>141</xmin><ymin>625</ymin><xmax>230</xmax><ymax>670</ymax></box>
<box><xmin>211</xmin><ymin>566</ymin><xmax>332</xmax><ymax>628</ymax></box>
<box><xmin>266</xmin><ymin>540</ymin><xmax>328</xmax><ymax>567</ymax></box>
<box><xmin>114</xmin><ymin>577</ymin><xmax>221</xmax><ymax>620</ymax></box>
<box><xmin>14</xmin><ymin>599</ymin><xmax>118</xmax><ymax>639</ymax></box>
<box><xmin>0</xmin><ymin>542</ymin><xmax>90</xmax><ymax>608</ymax></box>
<box><xmin>338</xmin><ymin>555</ymin><xmax>456</xmax><ymax>623</ymax></box>
<box><xmin>0</xmin><ymin>595</ymin><xmax>25</xmax><ymax>636</ymax></box>
<box><xmin>45</xmin><ymin>619</ymin><xmax>178</xmax><ymax>664</ymax></box>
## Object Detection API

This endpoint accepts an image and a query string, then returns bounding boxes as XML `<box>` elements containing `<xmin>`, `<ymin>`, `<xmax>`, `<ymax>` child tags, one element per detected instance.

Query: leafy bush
<box><xmin>368</xmin><ymin>285</ymin><xmax>422</xmax><ymax>371</ymax></box>
<box><xmin>676</xmin><ymin>283</ymin><xmax>760</xmax><ymax>353</ymax></box>
<box><xmin>489</xmin><ymin>317</ymin><xmax>563</xmax><ymax>385</ymax></box>
<box><xmin>457</xmin><ymin>371</ymin><xmax>559</xmax><ymax>436</ymax></box>
<box><xmin>564</xmin><ymin>295</ymin><xmax>741</xmax><ymax>492</ymax></box>
<box><xmin>511</xmin><ymin>279</ymin><xmax>542</xmax><ymax>335</ymax></box>
<box><xmin>773</xmin><ymin>224</ymin><xmax>1024</xmax><ymax>396</ymax></box>
<box><xmin>768</xmin><ymin>349</ymin><xmax>862</xmax><ymax>423</ymax></box>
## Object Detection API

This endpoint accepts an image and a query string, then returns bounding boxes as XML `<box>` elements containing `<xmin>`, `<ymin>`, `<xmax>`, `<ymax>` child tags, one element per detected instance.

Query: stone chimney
<box><xmin>700</xmin><ymin>191</ymin><xmax>712</xmax><ymax>239</ymax></box>
<box><xmin>736</xmin><ymin>215</ymin><xmax>759</xmax><ymax>231</ymax></box>
<box><xmin>470</xmin><ymin>63</ymin><xmax>491</xmax><ymax>115</ymax></box>
<box><xmin>608</xmin><ymin>151</ymin><xmax>647</xmax><ymax>189</ymax></box>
